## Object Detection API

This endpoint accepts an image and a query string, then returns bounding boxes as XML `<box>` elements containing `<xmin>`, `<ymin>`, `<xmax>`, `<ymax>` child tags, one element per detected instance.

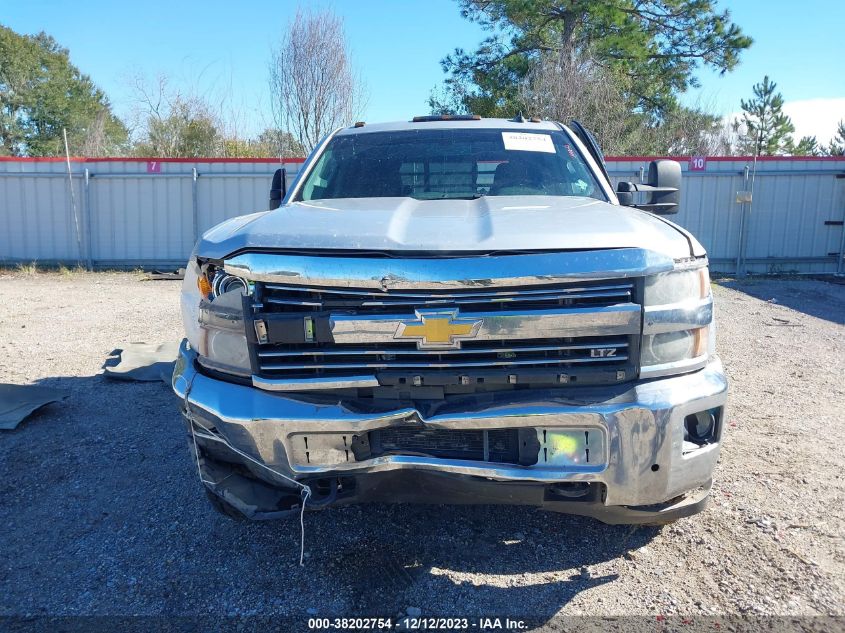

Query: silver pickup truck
<box><xmin>172</xmin><ymin>116</ymin><xmax>726</xmax><ymax>525</ymax></box>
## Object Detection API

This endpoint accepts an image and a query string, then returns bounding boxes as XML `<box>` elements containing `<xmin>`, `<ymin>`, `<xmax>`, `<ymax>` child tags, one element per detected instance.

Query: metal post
<box><xmin>737</xmin><ymin>135</ymin><xmax>762</xmax><ymax>278</ymax></box>
<box><xmin>84</xmin><ymin>168</ymin><xmax>93</xmax><ymax>270</ymax></box>
<box><xmin>837</xmin><ymin>194</ymin><xmax>845</xmax><ymax>274</ymax></box>
<box><xmin>734</xmin><ymin>213</ymin><xmax>741</xmax><ymax>276</ymax></box>
<box><xmin>735</xmin><ymin>166</ymin><xmax>749</xmax><ymax>277</ymax></box>
<box><xmin>62</xmin><ymin>129</ymin><xmax>83</xmax><ymax>266</ymax></box>
<box><xmin>191</xmin><ymin>167</ymin><xmax>199</xmax><ymax>243</ymax></box>
<box><xmin>742</xmin><ymin>156</ymin><xmax>759</xmax><ymax>277</ymax></box>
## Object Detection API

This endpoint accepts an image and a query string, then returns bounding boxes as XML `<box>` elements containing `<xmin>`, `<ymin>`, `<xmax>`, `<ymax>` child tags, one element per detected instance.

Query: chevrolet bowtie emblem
<box><xmin>395</xmin><ymin>309</ymin><xmax>483</xmax><ymax>349</ymax></box>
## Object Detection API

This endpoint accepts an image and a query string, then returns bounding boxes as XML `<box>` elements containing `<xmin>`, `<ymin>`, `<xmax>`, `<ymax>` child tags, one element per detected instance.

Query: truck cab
<box><xmin>173</xmin><ymin>117</ymin><xmax>726</xmax><ymax>524</ymax></box>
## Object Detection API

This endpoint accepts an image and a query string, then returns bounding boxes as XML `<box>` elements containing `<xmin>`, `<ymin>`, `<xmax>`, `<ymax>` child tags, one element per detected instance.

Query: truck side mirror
<box><xmin>269</xmin><ymin>168</ymin><xmax>286</xmax><ymax>210</ymax></box>
<box><xmin>616</xmin><ymin>159</ymin><xmax>681</xmax><ymax>215</ymax></box>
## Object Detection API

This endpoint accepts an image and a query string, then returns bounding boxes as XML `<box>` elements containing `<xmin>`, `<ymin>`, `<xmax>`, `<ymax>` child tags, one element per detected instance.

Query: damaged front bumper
<box><xmin>172</xmin><ymin>341</ymin><xmax>727</xmax><ymax>524</ymax></box>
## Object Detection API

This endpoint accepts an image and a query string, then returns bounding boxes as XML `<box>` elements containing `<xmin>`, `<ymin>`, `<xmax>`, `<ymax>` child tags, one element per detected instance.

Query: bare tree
<box><xmin>127</xmin><ymin>74</ymin><xmax>216</xmax><ymax>157</ymax></box>
<box><xmin>521</xmin><ymin>49</ymin><xmax>731</xmax><ymax>156</ymax></box>
<box><xmin>269</xmin><ymin>8</ymin><xmax>366</xmax><ymax>153</ymax></box>
<box><xmin>520</xmin><ymin>50</ymin><xmax>635</xmax><ymax>154</ymax></box>
<box><xmin>80</xmin><ymin>108</ymin><xmax>110</xmax><ymax>156</ymax></box>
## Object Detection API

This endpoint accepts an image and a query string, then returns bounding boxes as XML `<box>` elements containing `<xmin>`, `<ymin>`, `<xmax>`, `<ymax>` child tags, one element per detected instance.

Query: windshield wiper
<box><xmin>408</xmin><ymin>192</ymin><xmax>488</xmax><ymax>201</ymax></box>
<box><xmin>414</xmin><ymin>193</ymin><xmax>487</xmax><ymax>200</ymax></box>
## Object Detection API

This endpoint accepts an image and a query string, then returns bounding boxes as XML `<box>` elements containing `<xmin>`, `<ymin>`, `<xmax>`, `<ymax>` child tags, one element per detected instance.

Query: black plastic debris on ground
<box><xmin>142</xmin><ymin>269</ymin><xmax>185</xmax><ymax>281</ymax></box>
<box><xmin>0</xmin><ymin>383</ymin><xmax>68</xmax><ymax>430</ymax></box>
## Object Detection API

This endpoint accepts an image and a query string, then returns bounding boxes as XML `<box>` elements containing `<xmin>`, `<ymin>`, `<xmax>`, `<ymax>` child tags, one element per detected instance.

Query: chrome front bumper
<box><xmin>173</xmin><ymin>340</ymin><xmax>727</xmax><ymax>513</ymax></box>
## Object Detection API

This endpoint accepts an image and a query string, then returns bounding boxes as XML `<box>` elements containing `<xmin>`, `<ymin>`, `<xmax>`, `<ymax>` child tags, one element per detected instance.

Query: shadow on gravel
<box><xmin>0</xmin><ymin>373</ymin><xmax>659</xmax><ymax>622</ymax></box>
<box><xmin>290</xmin><ymin>504</ymin><xmax>659</xmax><ymax>621</ymax></box>
<box><xmin>717</xmin><ymin>277</ymin><xmax>845</xmax><ymax>325</ymax></box>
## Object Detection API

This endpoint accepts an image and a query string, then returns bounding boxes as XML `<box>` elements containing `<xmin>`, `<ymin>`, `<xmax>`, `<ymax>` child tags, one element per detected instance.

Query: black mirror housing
<box><xmin>616</xmin><ymin>159</ymin><xmax>681</xmax><ymax>215</ymax></box>
<box><xmin>616</xmin><ymin>181</ymin><xmax>635</xmax><ymax>207</ymax></box>
<box><xmin>269</xmin><ymin>168</ymin><xmax>286</xmax><ymax>210</ymax></box>
<box><xmin>646</xmin><ymin>159</ymin><xmax>681</xmax><ymax>214</ymax></box>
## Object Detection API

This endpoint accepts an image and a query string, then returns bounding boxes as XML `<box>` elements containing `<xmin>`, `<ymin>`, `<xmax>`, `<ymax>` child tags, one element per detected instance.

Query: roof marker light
<box><xmin>411</xmin><ymin>115</ymin><xmax>481</xmax><ymax>122</ymax></box>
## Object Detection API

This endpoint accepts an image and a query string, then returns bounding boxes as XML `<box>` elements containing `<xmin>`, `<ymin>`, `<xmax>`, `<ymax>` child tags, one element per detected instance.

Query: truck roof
<box><xmin>334</xmin><ymin>117</ymin><xmax>563</xmax><ymax>136</ymax></box>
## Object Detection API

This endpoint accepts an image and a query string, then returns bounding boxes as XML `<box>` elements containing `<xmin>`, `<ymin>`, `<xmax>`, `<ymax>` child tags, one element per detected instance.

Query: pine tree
<box><xmin>733</xmin><ymin>76</ymin><xmax>795</xmax><ymax>156</ymax></box>
<box><xmin>791</xmin><ymin>136</ymin><xmax>820</xmax><ymax>156</ymax></box>
<box><xmin>436</xmin><ymin>0</ymin><xmax>752</xmax><ymax>118</ymax></box>
<box><xmin>826</xmin><ymin>120</ymin><xmax>845</xmax><ymax>156</ymax></box>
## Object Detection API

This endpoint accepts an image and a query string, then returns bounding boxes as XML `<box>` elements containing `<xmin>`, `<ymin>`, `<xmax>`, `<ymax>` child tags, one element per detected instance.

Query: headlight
<box><xmin>181</xmin><ymin>258</ymin><xmax>204</xmax><ymax>353</ymax></box>
<box><xmin>212</xmin><ymin>272</ymin><xmax>248</xmax><ymax>297</ymax></box>
<box><xmin>180</xmin><ymin>257</ymin><xmax>252</xmax><ymax>376</ymax></box>
<box><xmin>641</xmin><ymin>264</ymin><xmax>713</xmax><ymax>376</ymax></box>
<box><xmin>645</xmin><ymin>267</ymin><xmax>710</xmax><ymax>306</ymax></box>
<box><xmin>641</xmin><ymin>327</ymin><xmax>708</xmax><ymax>366</ymax></box>
<box><xmin>204</xmin><ymin>328</ymin><xmax>251</xmax><ymax>374</ymax></box>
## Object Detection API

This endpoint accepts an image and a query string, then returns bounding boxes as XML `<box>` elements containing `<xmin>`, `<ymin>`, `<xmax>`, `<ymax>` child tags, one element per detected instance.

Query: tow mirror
<box><xmin>269</xmin><ymin>168</ymin><xmax>286</xmax><ymax>210</ymax></box>
<box><xmin>616</xmin><ymin>160</ymin><xmax>681</xmax><ymax>214</ymax></box>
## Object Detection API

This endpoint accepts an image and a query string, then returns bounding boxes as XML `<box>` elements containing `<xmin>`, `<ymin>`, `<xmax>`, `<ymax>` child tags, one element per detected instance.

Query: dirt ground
<box><xmin>0</xmin><ymin>271</ymin><xmax>843</xmax><ymax>628</ymax></box>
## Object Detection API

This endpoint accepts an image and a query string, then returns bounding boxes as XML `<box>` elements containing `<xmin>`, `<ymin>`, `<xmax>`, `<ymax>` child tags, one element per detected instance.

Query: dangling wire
<box><xmin>183</xmin><ymin>374</ymin><xmax>313</xmax><ymax>565</ymax></box>
<box><xmin>298</xmin><ymin>488</ymin><xmax>312</xmax><ymax>566</ymax></box>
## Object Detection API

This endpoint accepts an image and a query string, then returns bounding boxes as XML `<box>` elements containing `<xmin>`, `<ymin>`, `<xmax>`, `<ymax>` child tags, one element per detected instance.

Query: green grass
<box><xmin>58</xmin><ymin>263</ymin><xmax>87</xmax><ymax>276</ymax></box>
<box><xmin>15</xmin><ymin>261</ymin><xmax>39</xmax><ymax>275</ymax></box>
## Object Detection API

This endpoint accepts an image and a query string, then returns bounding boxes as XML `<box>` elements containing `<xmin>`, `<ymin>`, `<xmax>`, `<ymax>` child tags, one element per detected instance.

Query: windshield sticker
<box><xmin>502</xmin><ymin>132</ymin><xmax>556</xmax><ymax>153</ymax></box>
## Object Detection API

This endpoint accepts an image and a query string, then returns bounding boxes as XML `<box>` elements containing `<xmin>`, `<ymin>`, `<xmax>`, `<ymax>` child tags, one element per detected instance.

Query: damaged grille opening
<box><xmin>352</xmin><ymin>426</ymin><xmax>540</xmax><ymax>466</ymax></box>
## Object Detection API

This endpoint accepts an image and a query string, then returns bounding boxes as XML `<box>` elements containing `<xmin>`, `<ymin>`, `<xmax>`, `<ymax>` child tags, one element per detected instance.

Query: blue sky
<box><xmin>4</xmin><ymin>0</ymin><xmax>845</xmax><ymax>143</ymax></box>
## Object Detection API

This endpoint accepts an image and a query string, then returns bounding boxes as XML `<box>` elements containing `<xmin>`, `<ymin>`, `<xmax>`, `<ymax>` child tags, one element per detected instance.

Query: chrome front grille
<box><xmin>246</xmin><ymin>278</ymin><xmax>641</xmax><ymax>391</ymax></box>
<box><xmin>261</xmin><ymin>281</ymin><xmax>634</xmax><ymax>313</ymax></box>
<box><xmin>256</xmin><ymin>337</ymin><xmax>629</xmax><ymax>371</ymax></box>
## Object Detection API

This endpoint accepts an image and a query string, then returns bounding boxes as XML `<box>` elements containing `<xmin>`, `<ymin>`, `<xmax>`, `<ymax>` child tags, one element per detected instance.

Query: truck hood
<box><xmin>197</xmin><ymin>196</ymin><xmax>701</xmax><ymax>260</ymax></box>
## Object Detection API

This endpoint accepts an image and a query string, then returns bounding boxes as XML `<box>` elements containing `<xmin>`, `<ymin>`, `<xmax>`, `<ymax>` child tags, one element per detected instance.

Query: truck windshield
<box><xmin>296</xmin><ymin>128</ymin><xmax>606</xmax><ymax>202</ymax></box>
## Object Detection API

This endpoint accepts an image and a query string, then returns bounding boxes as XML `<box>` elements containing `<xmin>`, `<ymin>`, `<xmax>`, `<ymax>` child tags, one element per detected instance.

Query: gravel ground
<box><xmin>0</xmin><ymin>271</ymin><xmax>843</xmax><ymax>627</ymax></box>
